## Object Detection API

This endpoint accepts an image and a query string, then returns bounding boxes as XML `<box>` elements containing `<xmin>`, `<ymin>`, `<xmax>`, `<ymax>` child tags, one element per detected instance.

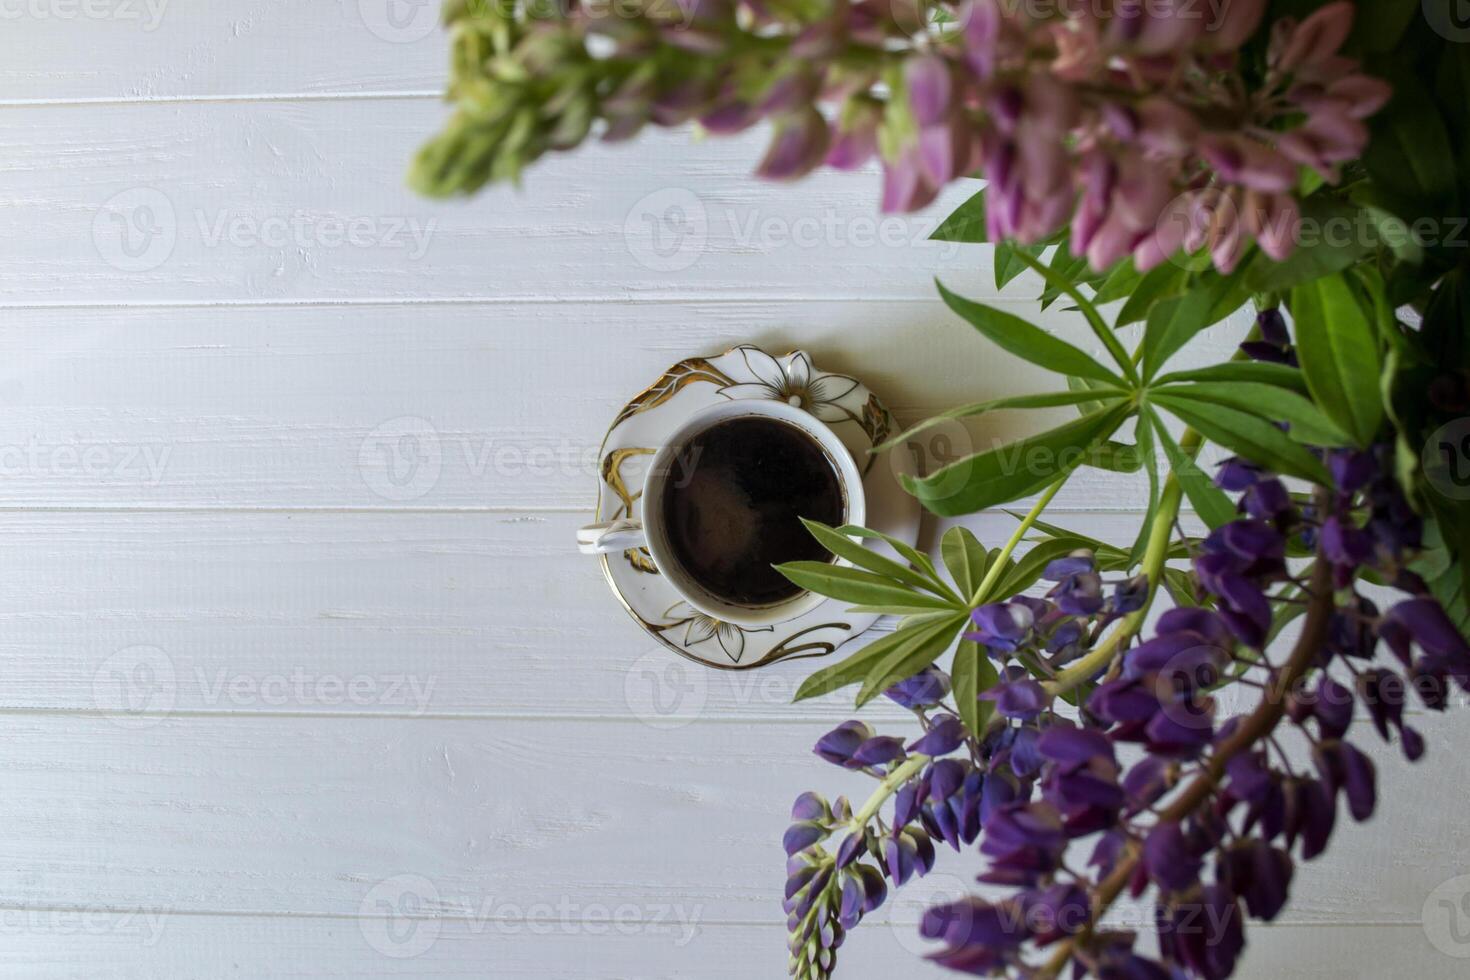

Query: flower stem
<box><xmin>969</xmin><ymin>477</ymin><xmax>1071</xmax><ymax>606</ymax></box>
<box><xmin>1044</xmin><ymin>428</ymin><xmax>1202</xmax><ymax>695</ymax></box>
<box><xmin>852</xmin><ymin>755</ymin><xmax>929</xmax><ymax>827</ymax></box>
<box><xmin>1038</xmin><ymin>495</ymin><xmax>1336</xmax><ymax>978</ymax></box>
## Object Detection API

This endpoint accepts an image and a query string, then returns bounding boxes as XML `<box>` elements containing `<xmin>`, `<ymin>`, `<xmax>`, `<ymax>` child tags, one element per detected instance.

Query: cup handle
<box><xmin>576</xmin><ymin>519</ymin><xmax>649</xmax><ymax>556</ymax></box>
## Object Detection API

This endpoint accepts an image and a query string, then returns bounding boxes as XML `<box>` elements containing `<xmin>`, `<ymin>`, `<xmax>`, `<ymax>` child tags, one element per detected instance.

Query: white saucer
<box><xmin>594</xmin><ymin>345</ymin><xmax>923</xmax><ymax>670</ymax></box>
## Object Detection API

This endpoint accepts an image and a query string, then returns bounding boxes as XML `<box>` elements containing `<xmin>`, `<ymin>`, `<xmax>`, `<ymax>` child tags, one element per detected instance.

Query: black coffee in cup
<box><xmin>661</xmin><ymin>416</ymin><xmax>845</xmax><ymax>607</ymax></box>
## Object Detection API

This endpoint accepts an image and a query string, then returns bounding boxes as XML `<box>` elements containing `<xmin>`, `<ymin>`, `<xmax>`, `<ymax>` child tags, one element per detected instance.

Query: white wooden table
<box><xmin>0</xmin><ymin>4</ymin><xmax>1463</xmax><ymax>977</ymax></box>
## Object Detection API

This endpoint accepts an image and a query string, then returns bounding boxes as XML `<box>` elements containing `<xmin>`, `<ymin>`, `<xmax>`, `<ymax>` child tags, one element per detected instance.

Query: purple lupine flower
<box><xmin>1243</xmin><ymin>477</ymin><xmax>1292</xmax><ymax>520</ymax></box>
<box><xmin>1112</xmin><ymin>574</ymin><xmax>1149</xmax><ymax>614</ymax></box>
<box><xmin>980</xmin><ymin>678</ymin><xmax>1049</xmax><ymax>720</ymax></box>
<box><xmin>909</xmin><ymin>714</ymin><xmax>967</xmax><ymax>756</ymax></box>
<box><xmin>1144</xmin><ymin>821</ymin><xmax>1202</xmax><ymax>891</ymax></box>
<box><xmin>1050</xmin><ymin>568</ymin><xmax>1105</xmax><ymax>616</ymax></box>
<box><xmin>1123</xmin><ymin>756</ymin><xmax>1173</xmax><ymax>814</ymax></box>
<box><xmin>1215</xmin><ymin>458</ymin><xmax>1265</xmax><ymax>491</ymax></box>
<box><xmin>814</xmin><ymin>720</ymin><xmax>872</xmax><ymax>766</ymax></box>
<box><xmin>1313</xmin><ymin>740</ymin><xmax>1376</xmax><ymax>822</ymax></box>
<box><xmin>885</xmin><ymin>666</ymin><xmax>951</xmax><ymax>709</ymax></box>
<box><xmin>849</xmin><ymin>735</ymin><xmax>907</xmax><ymax>768</ymax></box>
<box><xmin>967</xmin><ymin>601</ymin><xmax>1036</xmax><ymax>650</ymax></box>
<box><xmin>1309</xmin><ymin>676</ymin><xmax>1354</xmax><ymax>739</ymax></box>
<box><xmin>1043</xmin><ymin>554</ymin><xmax>1096</xmax><ymax>580</ymax></box>
<box><xmin>1384</xmin><ymin>599</ymin><xmax>1470</xmax><ymax>681</ymax></box>
<box><xmin>1221</xmin><ymin>840</ymin><xmax>1294</xmax><ymax>921</ymax></box>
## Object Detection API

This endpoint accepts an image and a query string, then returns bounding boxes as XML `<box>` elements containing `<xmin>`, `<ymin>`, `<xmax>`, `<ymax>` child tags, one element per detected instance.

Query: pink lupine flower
<box><xmin>757</xmin><ymin>108</ymin><xmax>830</xmax><ymax>180</ymax></box>
<box><xmin>1276</xmin><ymin>1</ymin><xmax>1356</xmax><ymax>74</ymax></box>
<box><xmin>1200</xmin><ymin>0</ymin><xmax>1268</xmax><ymax>51</ymax></box>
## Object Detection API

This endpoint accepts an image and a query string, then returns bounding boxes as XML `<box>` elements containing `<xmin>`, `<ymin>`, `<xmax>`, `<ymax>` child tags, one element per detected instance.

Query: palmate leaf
<box><xmin>1116</xmin><ymin>263</ymin><xmax>1187</xmax><ymax>326</ymax></box>
<box><xmin>856</xmin><ymin>612</ymin><xmax>972</xmax><ymax>706</ymax></box>
<box><xmin>792</xmin><ymin>613</ymin><xmax>957</xmax><ymax>701</ymax></box>
<box><xmin>1289</xmin><ymin>274</ymin><xmax>1385</xmax><ymax>447</ymax></box>
<box><xmin>1153</xmin><ymin>394</ymin><xmax>1330</xmax><ymax>485</ymax></box>
<box><xmin>798</xmin><ymin>518</ymin><xmax>960</xmax><ymax>602</ymax></box>
<box><xmin>941</xmin><ymin>526</ymin><xmax>990</xmax><ymax>601</ymax></box>
<box><xmin>951</xmin><ymin>638</ymin><xmax>998</xmax><ymax>738</ymax></box>
<box><xmin>1152</xmin><ymin>417</ymin><xmax>1237</xmax><ymax>530</ymax></box>
<box><xmin>903</xmin><ymin>403</ymin><xmax>1133</xmax><ymax>517</ymax></box>
<box><xmin>776</xmin><ymin>562</ymin><xmax>957</xmax><ymax>611</ymax></box>
<box><xmin>1011</xmin><ymin>251</ymin><xmax>1138</xmax><ymax>384</ymax></box>
<box><xmin>936</xmin><ymin>280</ymin><xmax>1125</xmax><ymax>385</ymax></box>
<box><xmin>1141</xmin><ymin>283</ymin><xmax>1231</xmax><ymax>382</ymax></box>
<box><xmin>1092</xmin><ymin>260</ymin><xmax>1143</xmax><ymax>305</ymax></box>
<box><xmin>1243</xmin><ymin>197</ymin><xmax>1377</xmax><ymax>293</ymax></box>
<box><xmin>1154</xmin><ymin>361</ymin><xmax>1310</xmax><ymax>396</ymax></box>
<box><xmin>1159</xmin><ymin>382</ymin><xmax>1352</xmax><ymax>447</ymax></box>
<box><xmin>835</xmin><ymin>524</ymin><xmax>944</xmax><ymax>584</ymax></box>
<box><xmin>930</xmin><ymin>188</ymin><xmax>986</xmax><ymax>243</ymax></box>
<box><xmin>991</xmin><ymin>535</ymin><xmax>1096</xmax><ymax>600</ymax></box>
<box><xmin>1127</xmin><ymin>410</ymin><xmax>1161</xmax><ymax>568</ymax></box>
<box><xmin>873</xmin><ymin>389</ymin><xmax>1122</xmax><ymax>455</ymax></box>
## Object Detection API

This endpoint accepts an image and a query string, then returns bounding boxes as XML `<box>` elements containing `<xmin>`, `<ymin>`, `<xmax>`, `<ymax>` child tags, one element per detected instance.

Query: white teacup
<box><xmin>577</xmin><ymin>399</ymin><xmax>866</xmax><ymax>628</ymax></box>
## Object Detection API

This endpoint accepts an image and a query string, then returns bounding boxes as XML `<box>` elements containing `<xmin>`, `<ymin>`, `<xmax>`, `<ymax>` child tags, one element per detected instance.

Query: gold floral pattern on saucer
<box><xmin>594</xmin><ymin>345</ymin><xmax>923</xmax><ymax>671</ymax></box>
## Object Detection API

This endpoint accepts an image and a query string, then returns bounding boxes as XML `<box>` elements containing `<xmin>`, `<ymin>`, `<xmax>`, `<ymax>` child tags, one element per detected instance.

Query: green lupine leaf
<box><xmin>1152</xmin><ymin>418</ymin><xmax>1237</xmax><ymax>530</ymax></box>
<box><xmin>1154</xmin><ymin>395</ymin><xmax>1331</xmax><ymax>484</ymax></box>
<box><xmin>1067</xmin><ymin>375</ymin><xmax>1117</xmax><ymax>418</ymax></box>
<box><xmin>1117</xmin><ymin>263</ymin><xmax>1188</xmax><ymax>326</ymax></box>
<box><xmin>856</xmin><ymin>613</ymin><xmax>970</xmax><ymax>706</ymax></box>
<box><xmin>1351</xmin><ymin>0</ymin><xmax>1419</xmax><ymax>52</ymax></box>
<box><xmin>1153</xmin><ymin>361</ymin><xmax>1310</xmax><ymax>396</ymax></box>
<box><xmin>1289</xmin><ymin>274</ymin><xmax>1385</xmax><ymax>445</ymax></box>
<box><xmin>1012</xmin><ymin>251</ymin><xmax>1137</xmax><ymax>382</ymax></box>
<box><xmin>1092</xmin><ymin>260</ymin><xmax>1143</xmax><ymax>305</ymax></box>
<box><xmin>836</xmin><ymin>525</ymin><xmax>943</xmax><ymax>584</ymax></box>
<box><xmin>1127</xmin><ymin>411</ymin><xmax>1162</xmax><ymax>567</ymax></box>
<box><xmin>1159</xmin><ymin>382</ymin><xmax>1352</xmax><ymax>447</ymax></box>
<box><xmin>941</xmin><ymin>526</ymin><xmax>990</xmax><ymax>601</ymax></box>
<box><xmin>937</xmin><ymin>280</ymin><xmax>1125</xmax><ymax>385</ymax></box>
<box><xmin>904</xmin><ymin>404</ymin><xmax>1132</xmax><ymax>517</ymax></box>
<box><xmin>776</xmin><ymin>562</ymin><xmax>957</xmax><ymax>610</ymax></box>
<box><xmin>799</xmin><ymin>519</ymin><xmax>959</xmax><ymax>602</ymax></box>
<box><xmin>992</xmin><ymin>535</ymin><xmax>1097</xmax><ymax>600</ymax></box>
<box><xmin>873</xmin><ymin>389</ymin><xmax>1122</xmax><ymax>454</ymax></box>
<box><xmin>994</xmin><ymin>242</ymin><xmax>1029</xmax><ymax>289</ymax></box>
<box><xmin>952</xmin><ymin>638</ymin><xmax>998</xmax><ymax>737</ymax></box>
<box><xmin>1244</xmin><ymin>197</ymin><xmax>1376</xmax><ymax>293</ymax></box>
<box><xmin>1088</xmin><ymin>441</ymin><xmax>1146</xmax><ymax>473</ymax></box>
<box><xmin>846</xmin><ymin>604</ymin><xmax>972</xmax><ymax>616</ymax></box>
<box><xmin>930</xmin><ymin>189</ymin><xmax>987</xmax><ymax>243</ymax></box>
<box><xmin>1362</xmin><ymin>69</ymin><xmax>1461</xmax><ymax>220</ymax></box>
<box><xmin>793</xmin><ymin>617</ymin><xmax>948</xmax><ymax>701</ymax></box>
<box><xmin>1142</xmin><ymin>286</ymin><xmax>1224</xmax><ymax>381</ymax></box>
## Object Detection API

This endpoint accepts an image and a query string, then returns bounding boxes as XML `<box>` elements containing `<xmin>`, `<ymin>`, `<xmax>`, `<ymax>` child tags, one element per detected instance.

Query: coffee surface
<box><xmin>661</xmin><ymin>417</ymin><xmax>843</xmax><ymax>607</ymax></box>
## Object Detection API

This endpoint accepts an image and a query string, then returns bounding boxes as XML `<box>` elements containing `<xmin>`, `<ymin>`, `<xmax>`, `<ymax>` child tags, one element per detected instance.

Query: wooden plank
<box><xmin>0</xmin><ymin>300</ymin><xmax>1244</xmax><ymax>509</ymax></box>
<box><xmin>0</xmin><ymin>1</ymin><xmax>446</xmax><ymax>102</ymax></box>
<box><xmin>0</xmin><ymin>712</ymin><xmax>1459</xmax><ymax>923</ymax></box>
<box><xmin>0</xmin><ymin>916</ymin><xmax>1453</xmax><ymax>979</ymax></box>
<box><xmin>0</xmin><ymin>509</ymin><xmax>1170</xmax><ymax>720</ymax></box>
<box><xmin>0</xmin><ymin>100</ymin><xmax>1003</xmax><ymax>305</ymax></box>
